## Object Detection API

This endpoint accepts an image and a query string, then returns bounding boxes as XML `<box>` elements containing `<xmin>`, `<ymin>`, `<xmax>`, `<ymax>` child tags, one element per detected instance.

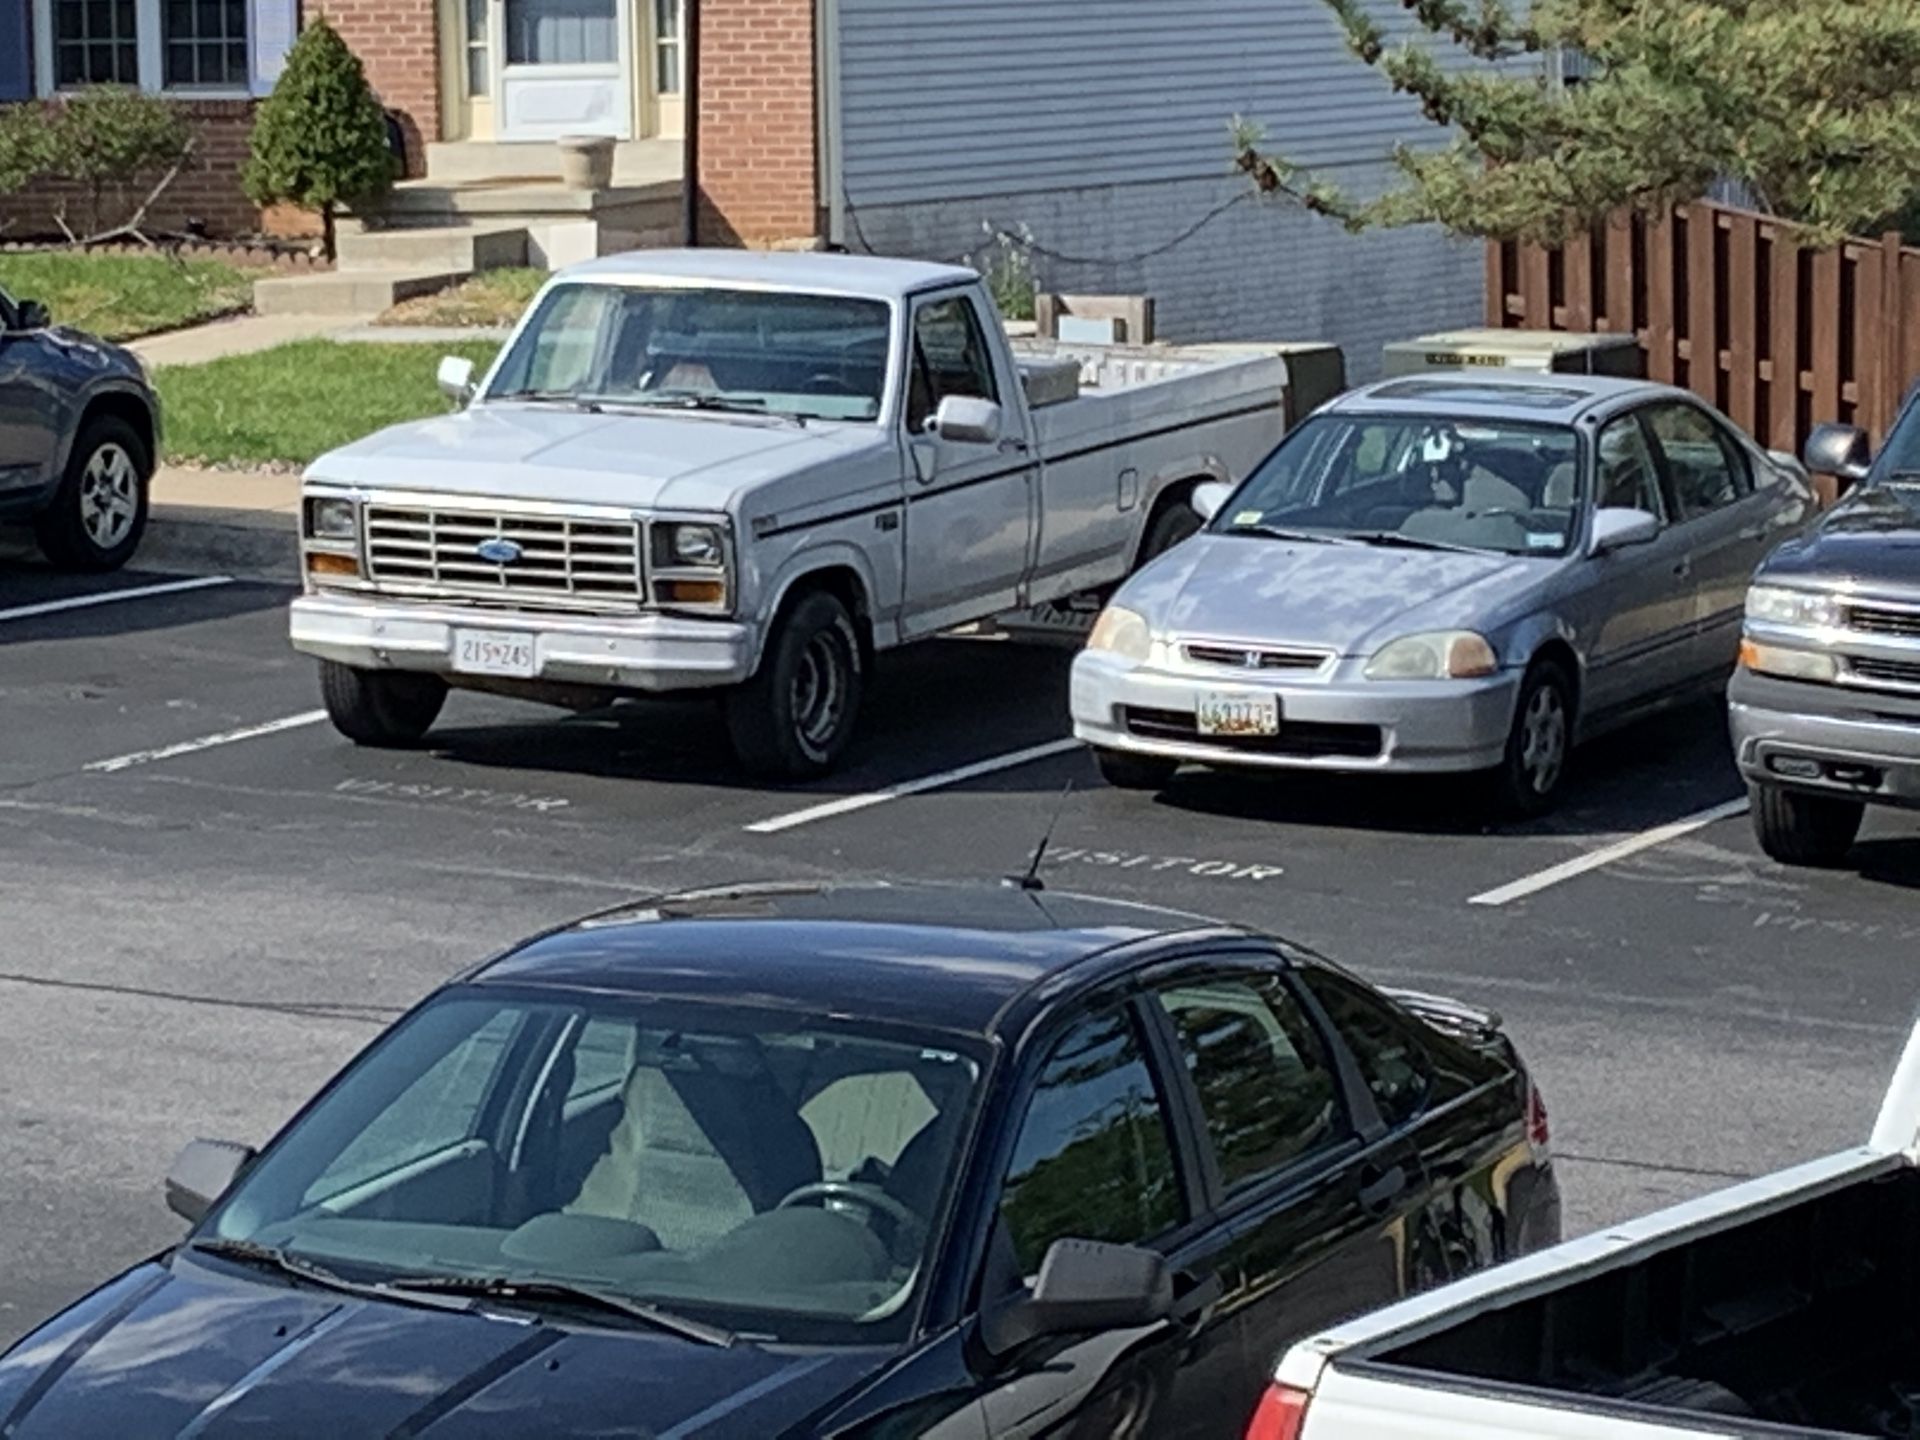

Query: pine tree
<box><xmin>244</xmin><ymin>19</ymin><xmax>395</xmax><ymax>261</ymax></box>
<box><xmin>1236</xmin><ymin>0</ymin><xmax>1920</xmax><ymax>246</ymax></box>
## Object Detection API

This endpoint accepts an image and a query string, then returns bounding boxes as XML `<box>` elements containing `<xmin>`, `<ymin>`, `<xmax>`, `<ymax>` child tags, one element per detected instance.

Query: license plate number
<box><xmin>1197</xmin><ymin>691</ymin><xmax>1280</xmax><ymax>737</ymax></box>
<box><xmin>453</xmin><ymin>629</ymin><xmax>536</xmax><ymax>679</ymax></box>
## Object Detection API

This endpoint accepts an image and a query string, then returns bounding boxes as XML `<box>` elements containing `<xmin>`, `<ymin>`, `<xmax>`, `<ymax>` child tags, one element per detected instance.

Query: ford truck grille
<box><xmin>364</xmin><ymin>506</ymin><xmax>644</xmax><ymax>611</ymax></box>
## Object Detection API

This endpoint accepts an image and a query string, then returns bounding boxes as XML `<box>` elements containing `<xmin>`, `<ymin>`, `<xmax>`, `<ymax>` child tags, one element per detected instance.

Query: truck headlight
<box><xmin>1746</xmin><ymin>584</ymin><xmax>1841</xmax><ymax>629</ymax></box>
<box><xmin>1086</xmin><ymin>606</ymin><xmax>1152</xmax><ymax>662</ymax></box>
<box><xmin>1739</xmin><ymin>639</ymin><xmax>1839</xmax><ymax>683</ymax></box>
<box><xmin>660</xmin><ymin>523</ymin><xmax>725</xmax><ymax>569</ymax></box>
<box><xmin>305</xmin><ymin>497</ymin><xmax>357</xmax><ymax>541</ymax></box>
<box><xmin>1365</xmin><ymin>631</ymin><xmax>1499</xmax><ymax>680</ymax></box>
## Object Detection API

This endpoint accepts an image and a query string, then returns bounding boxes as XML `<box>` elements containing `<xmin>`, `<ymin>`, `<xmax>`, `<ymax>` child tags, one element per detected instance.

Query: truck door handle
<box><xmin>1358</xmin><ymin>1164</ymin><xmax>1408</xmax><ymax>1215</ymax></box>
<box><xmin>1672</xmin><ymin>559</ymin><xmax>1692</xmax><ymax>579</ymax></box>
<box><xmin>999</xmin><ymin>438</ymin><xmax>1029</xmax><ymax>455</ymax></box>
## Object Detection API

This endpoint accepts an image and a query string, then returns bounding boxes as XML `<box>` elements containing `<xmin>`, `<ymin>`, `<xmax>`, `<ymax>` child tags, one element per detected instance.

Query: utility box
<box><xmin>1383</xmin><ymin>329</ymin><xmax>1644</xmax><ymax>380</ymax></box>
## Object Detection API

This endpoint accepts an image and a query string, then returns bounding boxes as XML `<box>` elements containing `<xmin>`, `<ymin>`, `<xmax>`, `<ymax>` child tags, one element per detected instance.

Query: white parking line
<box><xmin>745</xmin><ymin>738</ymin><xmax>1083</xmax><ymax>834</ymax></box>
<box><xmin>0</xmin><ymin>575</ymin><xmax>233</xmax><ymax>623</ymax></box>
<box><xmin>1469</xmin><ymin>797</ymin><xmax>1752</xmax><ymax>907</ymax></box>
<box><xmin>86</xmin><ymin>710</ymin><xmax>329</xmax><ymax>774</ymax></box>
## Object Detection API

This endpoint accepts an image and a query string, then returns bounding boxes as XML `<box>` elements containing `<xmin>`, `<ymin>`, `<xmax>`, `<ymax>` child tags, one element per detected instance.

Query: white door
<box><xmin>900</xmin><ymin>291</ymin><xmax>1037</xmax><ymax>638</ymax></box>
<box><xmin>648</xmin><ymin>0</ymin><xmax>684</xmax><ymax>139</ymax></box>
<box><xmin>499</xmin><ymin>0</ymin><xmax>632</xmax><ymax>141</ymax></box>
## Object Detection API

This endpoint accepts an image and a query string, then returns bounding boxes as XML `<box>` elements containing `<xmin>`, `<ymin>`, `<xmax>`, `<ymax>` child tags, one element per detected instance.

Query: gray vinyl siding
<box><xmin>836</xmin><ymin>0</ymin><xmax>1446</xmax><ymax>207</ymax></box>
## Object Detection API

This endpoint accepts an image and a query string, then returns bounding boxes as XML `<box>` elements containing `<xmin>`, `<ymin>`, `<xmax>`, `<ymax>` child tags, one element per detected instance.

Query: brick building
<box><xmin>1</xmin><ymin>0</ymin><xmax>1483</xmax><ymax>368</ymax></box>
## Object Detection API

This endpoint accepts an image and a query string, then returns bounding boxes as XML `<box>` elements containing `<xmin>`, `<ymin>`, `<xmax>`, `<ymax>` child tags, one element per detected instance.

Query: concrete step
<box><xmin>353</xmin><ymin>178</ymin><xmax>679</xmax><ymax>227</ymax></box>
<box><xmin>426</xmin><ymin>138</ymin><xmax>682</xmax><ymax>188</ymax></box>
<box><xmin>335</xmin><ymin>224</ymin><xmax>528</xmax><ymax>274</ymax></box>
<box><xmin>253</xmin><ymin>269</ymin><xmax>467</xmax><ymax>316</ymax></box>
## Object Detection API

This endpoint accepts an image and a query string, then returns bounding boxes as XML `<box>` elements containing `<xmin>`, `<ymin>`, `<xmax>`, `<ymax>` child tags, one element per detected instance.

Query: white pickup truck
<box><xmin>290</xmin><ymin>250</ymin><xmax>1328</xmax><ymax>776</ymax></box>
<box><xmin>1248</xmin><ymin>1018</ymin><xmax>1920</xmax><ymax>1440</ymax></box>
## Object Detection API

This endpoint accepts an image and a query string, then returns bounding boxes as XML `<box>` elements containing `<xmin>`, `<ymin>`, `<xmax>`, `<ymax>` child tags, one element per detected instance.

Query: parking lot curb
<box><xmin>143</xmin><ymin>503</ymin><xmax>299</xmax><ymax>583</ymax></box>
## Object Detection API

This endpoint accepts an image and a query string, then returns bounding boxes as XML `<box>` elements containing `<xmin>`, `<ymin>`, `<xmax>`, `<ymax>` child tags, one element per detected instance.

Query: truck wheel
<box><xmin>1494</xmin><ymin>659</ymin><xmax>1574</xmax><ymax>818</ymax></box>
<box><xmin>319</xmin><ymin>661</ymin><xmax>447</xmax><ymax>747</ymax></box>
<box><xmin>34</xmin><ymin>415</ymin><xmax>151</xmax><ymax>572</ymax></box>
<box><xmin>1096</xmin><ymin>748</ymin><xmax>1177</xmax><ymax>791</ymax></box>
<box><xmin>1750</xmin><ymin>782</ymin><xmax>1864</xmax><ymax>867</ymax></box>
<box><xmin>1134</xmin><ymin>494</ymin><xmax>1202</xmax><ymax>569</ymax></box>
<box><xmin>726</xmin><ymin>590</ymin><xmax>864</xmax><ymax>780</ymax></box>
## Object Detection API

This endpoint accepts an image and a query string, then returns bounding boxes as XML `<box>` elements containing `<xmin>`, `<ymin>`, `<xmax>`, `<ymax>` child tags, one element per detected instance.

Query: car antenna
<box><xmin>1008</xmin><ymin>781</ymin><xmax>1075</xmax><ymax>892</ymax></box>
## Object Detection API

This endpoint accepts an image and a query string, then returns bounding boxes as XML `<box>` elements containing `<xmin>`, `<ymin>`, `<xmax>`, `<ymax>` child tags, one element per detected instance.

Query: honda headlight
<box><xmin>1745</xmin><ymin>584</ymin><xmax>1842</xmax><ymax>630</ymax></box>
<box><xmin>1365</xmin><ymin>630</ymin><xmax>1499</xmax><ymax>681</ymax></box>
<box><xmin>1086</xmin><ymin>605</ymin><xmax>1152</xmax><ymax>662</ymax></box>
<box><xmin>304</xmin><ymin>496</ymin><xmax>357</xmax><ymax>541</ymax></box>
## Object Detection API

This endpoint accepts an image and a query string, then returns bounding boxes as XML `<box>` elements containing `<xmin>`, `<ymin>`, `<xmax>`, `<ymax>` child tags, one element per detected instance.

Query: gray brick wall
<box><xmin>844</xmin><ymin>166</ymin><xmax>1482</xmax><ymax>385</ymax></box>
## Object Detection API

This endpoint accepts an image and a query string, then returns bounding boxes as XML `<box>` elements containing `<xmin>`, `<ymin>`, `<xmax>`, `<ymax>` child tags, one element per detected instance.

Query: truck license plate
<box><xmin>1197</xmin><ymin>691</ymin><xmax>1280</xmax><ymax>737</ymax></box>
<box><xmin>454</xmin><ymin>629</ymin><xmax>536</xmax><ymax>679</ymax></box>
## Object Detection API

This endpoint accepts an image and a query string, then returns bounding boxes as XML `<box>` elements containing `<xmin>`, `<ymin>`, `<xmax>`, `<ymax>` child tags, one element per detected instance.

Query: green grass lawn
<box><xmin>0</xmin><ymin>252</ymin><xmax>253</xmax><ymax>340</ymax></box>
<box><xmin>157</xmin><ymin>339</ymin><xmax>503</xmax><ymax>468</ymax></box>
<box><xmin>378</xmin><ymin>268</ymin><xmax>547</xmax><ymax>329</ymax></box>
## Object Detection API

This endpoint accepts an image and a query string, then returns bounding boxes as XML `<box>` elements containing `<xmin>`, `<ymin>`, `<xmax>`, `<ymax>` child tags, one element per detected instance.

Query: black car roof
<box><xmin>471</xmin><ymin>881</ymin><xmax>1235</xmax><ymax>1034</ymax></box>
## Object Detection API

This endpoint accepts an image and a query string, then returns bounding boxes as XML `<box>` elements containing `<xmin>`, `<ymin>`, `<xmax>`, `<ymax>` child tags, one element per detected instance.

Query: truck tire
<box><xmin>1135</xmin><ymin>493</ymin><xmax>1203</xmax><ymax>569</ymax></box>
<box><xmin>34</xmin><ymin>414</ymin><xmax>151</xmax><ymax>572</ymax></box>
<box><xmin>726</xmin><ymin>590</ymin><xmax>864</xmax><ymax>780</ymax></box>
<box><xmin>1494</xmin><ymin>658</ymin><xmax>1574</xmax><ymax>818</ymax></box>
<box><xmin>1096</xmin><ymin>748</ymin><xmax>1177</xmax><ymax>791</ymax></box>
<box><xmin>319</xmin><ymin>661</ymin><xmax>448</xmax><ymax>747</ymax></box>
<box><xmin>1750</xmin><ymin>782</ymin><xmax>1864</xmax><ymax>867</ymax></box>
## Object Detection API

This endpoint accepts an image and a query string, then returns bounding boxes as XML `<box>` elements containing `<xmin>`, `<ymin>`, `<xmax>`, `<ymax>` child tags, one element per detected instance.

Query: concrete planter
<box><xmin>558</xmin><ymin>136</ymin><xmax>615</xmax><ymax>191</ymax></box>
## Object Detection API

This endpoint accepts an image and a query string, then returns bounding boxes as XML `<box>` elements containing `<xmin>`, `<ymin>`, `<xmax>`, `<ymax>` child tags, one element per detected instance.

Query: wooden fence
<box><xmin>1487</xmin><ymin>201</ymin><xmax>1920</xmax><ymax>460</ymax></box>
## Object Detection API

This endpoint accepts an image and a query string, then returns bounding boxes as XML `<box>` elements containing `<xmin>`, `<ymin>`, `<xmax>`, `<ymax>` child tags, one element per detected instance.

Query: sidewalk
<box><xmin>145</xmin><ymin>466</ymin><xmax>302</xmax><ymax>582</ymax></box>
<box><xmin>130</xmin><ymin>312</ymin><xmax>377</xmax><ymax>367</ymax></box>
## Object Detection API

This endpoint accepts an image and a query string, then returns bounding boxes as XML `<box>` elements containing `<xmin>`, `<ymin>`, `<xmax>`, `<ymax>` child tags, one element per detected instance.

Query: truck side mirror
<box><xmin>979</xmin><ymin>1238</ymin><xmax>1173</xmax><ymax>1357</ymax></box>
<box><xmin>165</xmin><ymin>1138</ymin><xmax>257</xmax><ymax>1225</ymax></box>
<box><xmin>437</xmin><ymin>355</ymin><xmax>477</xmax><ymax>405</ymax></box>
<box><xmin>11</xmin><ymin>299</ymin><xmax>49</xmax><ymax>332</ymax></box>
<box><xmin>932</xmin><ymin>395</ymin><xmax>1002</xmax><ymax>445</ymax></box>
<box><xmin>1192</xmin><ymin>481</ymin><xmax>1234</xmax><ymax>521</ymax></box>
<box><xmin>1804</xmin><ymin>423</ymin><xmax>1871</xmax><ymax>486</ymax></box>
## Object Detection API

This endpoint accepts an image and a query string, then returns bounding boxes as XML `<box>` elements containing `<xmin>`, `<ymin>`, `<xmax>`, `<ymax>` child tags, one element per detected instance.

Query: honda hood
<box><xmin>0</xmin><ymin>1261</ymin><xmax>888</xmax><ymax>1439</ymax></box>
<box><xmin>305</xmin><ymin>404</ymin><xmax>887</xmax><ymax>514</ymax></box>
<box><xmin>1116</xmin><ymin>533</ymin><xmax>1554</xmax><ymax>657</ymax></box>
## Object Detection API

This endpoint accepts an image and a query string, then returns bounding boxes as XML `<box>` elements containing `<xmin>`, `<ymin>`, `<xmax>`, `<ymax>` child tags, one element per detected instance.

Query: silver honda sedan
<box><xmin>1070</xmin><ymin>375</ymin><xmax>1818</xmax><ymax>813</ymax></box>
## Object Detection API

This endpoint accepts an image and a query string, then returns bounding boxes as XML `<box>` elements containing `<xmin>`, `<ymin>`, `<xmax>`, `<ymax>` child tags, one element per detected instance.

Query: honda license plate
<box><xmin>1196</xmin><ymin>691</ymin><xmax>1280</xmax><ymax>737</ymax></box>
<box><xmin>453</xmin><ymin>629</ymin><xmax>536</xmax><ymax>679</ymax></box>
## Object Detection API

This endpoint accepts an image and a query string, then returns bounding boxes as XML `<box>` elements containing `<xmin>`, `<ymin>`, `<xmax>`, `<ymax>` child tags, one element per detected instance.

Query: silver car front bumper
<box><xmin>289</xmin><ymin>591</ymin><xmax>757</xmax><ymax>693</ymax></box>
<box><xmin>1070</xmin><ymin>650</ymin><xmax>1520</xmax><ymax>774</ymax></box>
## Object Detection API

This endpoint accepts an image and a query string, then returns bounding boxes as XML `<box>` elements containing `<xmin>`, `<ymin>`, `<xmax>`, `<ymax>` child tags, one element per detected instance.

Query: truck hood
<box><xmin>307</xmin><ymin>404</ymin><xmax>883</xmax><ymax>513</ymax></box>
<box><xmin>0</xmin><ymin>1262</ymin><xmax>885</xmax><ymax>1438</ymax></box>
<box><xmin>1117</xmin><ymin>533</ymin><xmax>1553</xmax><ymax>657</ymax></box>
<box><xmin>1761</xmin><ymin>483</ymin><xmax>1920</xmax><ymax>593</ymax></box>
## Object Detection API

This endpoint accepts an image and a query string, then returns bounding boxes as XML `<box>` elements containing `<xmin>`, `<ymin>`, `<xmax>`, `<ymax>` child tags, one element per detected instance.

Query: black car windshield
<box><xmin>485</xmin><ymin>283</ymin><xmax>893</xmax><ymax>423</ymax></box>
<box><xmin>1214</xmin><ymin>413</ymin><xmax>1585</xmax><ymax>557</ymax></box>
<box><xmin>202</xmin><ymin>991</ymin><xmax>983</xmax><ymax>1345</ymax></box>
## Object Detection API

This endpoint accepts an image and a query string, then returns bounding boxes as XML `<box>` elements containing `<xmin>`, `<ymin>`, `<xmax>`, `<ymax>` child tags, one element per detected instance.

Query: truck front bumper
<box><xmin>1069</xmin><ymin>650</ymin><xmax>1520</xmax><ymax>774</ymax></box>
<box><xmin>289</xmin><ymin>591</ymin><xmax>757</xmax><ymax>693</ymax></box>
<box><xmin>1730</xmin><ymin>669</ymin><xmax>1920</xmax><ymax>810</ymax></box>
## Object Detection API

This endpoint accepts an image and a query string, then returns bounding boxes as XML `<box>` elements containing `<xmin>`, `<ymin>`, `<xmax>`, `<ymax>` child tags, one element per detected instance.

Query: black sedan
<box><xmin>0</xmin><ymin>882</ymin><xmax>1559</xmax><ymax>1438</ymax></box>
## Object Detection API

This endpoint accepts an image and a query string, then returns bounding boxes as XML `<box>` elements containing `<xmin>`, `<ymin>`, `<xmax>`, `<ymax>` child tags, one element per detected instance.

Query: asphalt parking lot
<box><xmin>5</xmin><ymin>557</ymin><xmax>1920</xmax><ymax>1349</ymax></box>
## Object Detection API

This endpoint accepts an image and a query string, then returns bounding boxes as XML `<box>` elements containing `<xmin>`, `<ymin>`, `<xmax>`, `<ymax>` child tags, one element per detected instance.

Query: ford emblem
<box><xmin>476</xmin><ymin>538</ymin><xmax>523</xmax><ymax>565</ymax></box>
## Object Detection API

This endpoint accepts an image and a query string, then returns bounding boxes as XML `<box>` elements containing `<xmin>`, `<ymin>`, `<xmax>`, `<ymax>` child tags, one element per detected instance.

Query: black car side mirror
<box><xmin>12</xmin><ymin>299</ymin><xmax>50</xmax><ymax>332</ymax></box>
<box><xmin>1804</xmin><ymin>423</ymin><xmax>1872</xmax><ymax>487</ymax></box>
<box><xmin>165</xmin><ymin>1138</ymin><xmax>257</xmax><ymax>1225</ymax></box>
<box><xmin>980</xmin><ymin>1238</ymin><xmax>1173</xmax><ymax>1357</ymax></box>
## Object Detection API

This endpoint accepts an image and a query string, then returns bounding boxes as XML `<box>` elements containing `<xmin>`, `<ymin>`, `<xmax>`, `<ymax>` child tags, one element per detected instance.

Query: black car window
<box><xmin>1646</xmin><ymin>402</ymin><xmax>1752</xmax><ymax>519</ymax></box>
<box><xmin>998</xmin><ymin>1009</ymin><xmax>1183</xmax><ymax>1278</ymax></box>
<box><xmin>1155</xmin><ymin>975</ymin><xmax>1345</xmax><ymax>1192</ymax></box>
<box><xmin>1298</xmin><ymin>970</ymin><xmax>1433</xmax><ymax>1129</ymax></box>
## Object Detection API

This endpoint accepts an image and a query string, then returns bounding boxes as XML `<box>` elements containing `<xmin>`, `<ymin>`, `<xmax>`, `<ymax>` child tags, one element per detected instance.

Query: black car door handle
<box><xmin>1358</xmin><ymin>1164</ymin><xmax>1408</xmax><ymax>1214</ymax></box>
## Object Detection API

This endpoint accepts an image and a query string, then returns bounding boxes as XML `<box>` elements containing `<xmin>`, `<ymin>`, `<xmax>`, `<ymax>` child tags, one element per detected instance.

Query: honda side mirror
<box><xmin>932</xmin><ymin>395</ymin><xmax>1003</xmax><ymax>445</ymax></box>
<box><xmin>1804</xmin><ymin>423</ymin><xmax>1871</xmax><ymax>486</ymax></box>
<box><xmin>980</xmin><ymin>1238</ymin><xmax>1173</xmax><ymax>1357</ymax></box>
<box><xmin>1191</xmin><ymin>481</ymin><xmax>1234</xmax><ymax>522</ymax></box>
<box><xmin>437</xmin><ymin>355</ymin><xmax>477</xmax><ymax>405</ymax></box>
<box><xmin>165</xmin><ymin>1138</ymin><xmax>257</xmax><ymax>1225</ymax></box>
<box><xmin>1591</xmin><ymin>507</ymin><xmax>1660</xmax><ymax>555</ymax></box>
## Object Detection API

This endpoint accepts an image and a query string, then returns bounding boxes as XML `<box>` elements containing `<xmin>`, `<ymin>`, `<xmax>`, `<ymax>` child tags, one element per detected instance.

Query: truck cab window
<box><xmin>997</xmin><ymin>1009</ymin><xmax>1183</xmax><ymax>1278</ymax></box>
<box><xmin>907</xmin><ymin>296</ymin><xmax>999</xmax><ymax>432</ymax></box>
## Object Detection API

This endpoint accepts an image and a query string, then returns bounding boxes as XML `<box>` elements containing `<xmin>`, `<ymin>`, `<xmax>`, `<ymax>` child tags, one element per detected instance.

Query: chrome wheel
<box><xmin>78</xmin><ymin>443</ymin><xmax>139</xmax><ymax>549</ymax></box>
<box><xmin>790</xmin><ymin>628</ymin><xmax>851</xmax><ymax>755</ymax></box>
<box><xmin>1518</xmin><ymin>683</ymin><xmax>1568</xmax><ymax>797</ymax></box>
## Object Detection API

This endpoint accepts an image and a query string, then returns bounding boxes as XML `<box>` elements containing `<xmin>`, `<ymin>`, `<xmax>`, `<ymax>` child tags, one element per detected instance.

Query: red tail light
<box><xmin>1245</xmin><ymin>1382</ymin><xmax>1312</xmax><ymax>1440</ymax></box>
<box><xmin>1527</xmin><ymin>1080</ymin><xmax>1551</xmax><ymax>1152</ymax></box>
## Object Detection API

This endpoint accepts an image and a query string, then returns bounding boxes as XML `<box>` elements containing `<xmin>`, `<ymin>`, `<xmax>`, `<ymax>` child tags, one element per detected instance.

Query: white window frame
<box><xmin>33</xmin><ymin>0</ymin><xmax>255</xmax><ymax>99</ymax></box>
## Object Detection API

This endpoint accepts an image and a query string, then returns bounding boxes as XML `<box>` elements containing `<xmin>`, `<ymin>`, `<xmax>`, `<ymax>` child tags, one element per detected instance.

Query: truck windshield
<box><xmin>486</xmin><ymin>283</ymin><xmax>893</xmax><ymax>423</ymax></box>
<box><xmin>1873</xmin><ymin>406</ymin><xmax>1920</xmax><ymax>502</ymax></box>
<box><xmin>199</xmin><ymin>991</ymin><xmax>983</xmax><ymax>1345</ymax></box>
<box><xmin>1215</xmin><ymin>413</ymin><xmax>1584</xmax><ymax>557</ymax></box>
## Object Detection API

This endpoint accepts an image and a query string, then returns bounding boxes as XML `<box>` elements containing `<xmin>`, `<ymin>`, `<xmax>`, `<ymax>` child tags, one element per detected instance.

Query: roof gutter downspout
<box><xmin>682</xmin><ymin>0</ymin><xmax>702</xmax><ymax>246</ymax></box>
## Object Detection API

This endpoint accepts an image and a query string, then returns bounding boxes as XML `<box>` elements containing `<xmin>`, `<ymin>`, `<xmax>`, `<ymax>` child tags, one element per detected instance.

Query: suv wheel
<box><xmin>320</xmin><ymin>662</ymin><xmax>448</xmax><ymax>747</ymax></box>
<box><xmin>726</xmin><ymin>590</ymin><xmax>864</xmax><ymax>779</ymax></box>
<box><xmin>35</xmin><ymin>415</ymin><xmax>151</xmax><ymax>572</ymax></box>
<box><xmin>1750</xmin><ymin>782</ymin><xmax>1864</xmax><ymax>867</ymax></box>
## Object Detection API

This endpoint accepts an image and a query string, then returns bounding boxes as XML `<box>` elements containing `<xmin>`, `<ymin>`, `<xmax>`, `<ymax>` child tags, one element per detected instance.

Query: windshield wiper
<box><xmin>182</xmin><ymin>1238</ymin><xmax>476</xmax><ymax>1314</ymax></box>
<box><xmin>491</xmin><ymin>389</ymin><xmax>604</xmax><ymax>414</ymax></box>
<box><xmin>1223</xmin><ymin>523</ymin><xmax>1356</xmax><ymax>545</ymax></box>
<box><xmin>1345</xmin><ymin>530</ymin><xmax>1490</xmax><ymax>555</ymax></box>
<box><xmin>384</xmin><ymin>1274</ymin><xmax>737</xmax><ymax>1347</ymax></box>
<box><xmin>628</xmin><ymin>392</ymin><xmax>804</xmax><ymax>427</ymax></box>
